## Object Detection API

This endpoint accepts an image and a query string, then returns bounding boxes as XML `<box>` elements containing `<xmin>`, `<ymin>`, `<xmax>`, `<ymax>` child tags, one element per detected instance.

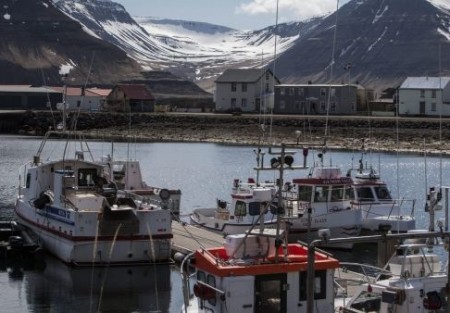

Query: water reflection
<box><xmin>25</xmin><ymin>256</ymin><xmax>171</xmax><ymax>313</ymax></box>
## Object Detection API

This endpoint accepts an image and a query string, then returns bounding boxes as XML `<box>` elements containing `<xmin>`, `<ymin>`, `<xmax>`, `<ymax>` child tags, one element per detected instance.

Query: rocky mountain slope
<box><xmin>0</xmin><ymin>0</ymin><xmax>449</xmax><ymax>97</ymax></box>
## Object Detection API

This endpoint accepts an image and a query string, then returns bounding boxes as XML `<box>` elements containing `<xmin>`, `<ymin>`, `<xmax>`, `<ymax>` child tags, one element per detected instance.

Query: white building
<box><xmin>214</xmin><ymin>68</ymin><xmax>280</xmax><ymax>112</ymax></box>
<box><xmin>398</xmin><ymin>77</ymin><xmax>450</xmax><ymax>116</ymax></box>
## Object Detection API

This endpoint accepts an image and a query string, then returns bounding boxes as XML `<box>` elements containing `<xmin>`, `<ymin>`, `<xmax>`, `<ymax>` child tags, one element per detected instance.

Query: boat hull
<box><xmin>190</xmin><ymin>208</ymin><xmax>280</xmax><ymax>235</ymax></box>
<box><xmin>288</xmin><ymin>209</ymin><xmax>362</xmax><ymax>249</ymax></box>
<box><xmin>15</xmin><ymin>199</ymin><xmax>172</xmax><ymax>265</ymax></box>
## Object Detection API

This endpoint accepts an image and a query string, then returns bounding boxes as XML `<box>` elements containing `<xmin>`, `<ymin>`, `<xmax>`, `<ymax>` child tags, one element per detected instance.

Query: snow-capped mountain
<box><xmin>0</xmin><ymin>0</ymin><xmax>448</xmax><ymax>96</ymax></box>
<box><xmin>273</xmin><ymin>0</ymin><xmax>450</xmax><ymax>94</ymax></box>
<box><xmin>55</xmin><ymin>0</ymin><xmax>323</xmax><ymax>91</ymax></box>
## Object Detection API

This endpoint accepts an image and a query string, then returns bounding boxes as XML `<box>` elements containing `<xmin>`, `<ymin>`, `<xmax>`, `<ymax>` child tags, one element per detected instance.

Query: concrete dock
<box><xmin>172</xmin><ymin>221</ymin><xmax>225</xmax><ymax>256</ymax></box>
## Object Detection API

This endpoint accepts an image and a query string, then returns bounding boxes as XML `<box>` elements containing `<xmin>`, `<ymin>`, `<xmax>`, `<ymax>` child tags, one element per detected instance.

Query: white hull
<box><xmin>15</xmin><ymin>198</ymin><xmax>172</xmax><ymax>265</ymax></box>
<box><xmin>190</xmin><ymin>208</ymin><xmax>280</xmax><ymax>235</ymax></box>
<box><xmin>288</xmin><ymin>209</ymin><xmax>362</xmax><ymax>249</ymax></box>
<box><xmin>361</xmin><ymin>215</ymin><xmax>416</xmax><ymax>233</ymax></box>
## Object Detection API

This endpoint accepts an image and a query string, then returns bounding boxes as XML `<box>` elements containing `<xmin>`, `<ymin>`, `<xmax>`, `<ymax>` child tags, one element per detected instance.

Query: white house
<box><xmin>214</xmin><ymin>68</ymin><xmax>280</xmax><ymax>112</ymax></box>
<box><xmin>398</xmin><ymin>77</ymin><xmax>450</xmax><ymax>116</ymax></box>
<box><xmin>51</xmin><ymin>87</ymin><xmax>111</xmax><ymax>112</ymax></box>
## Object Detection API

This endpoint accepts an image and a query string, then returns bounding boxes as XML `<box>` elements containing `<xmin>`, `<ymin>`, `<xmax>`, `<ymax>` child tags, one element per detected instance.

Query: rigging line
<box><xmin>323</xmin><ymin>0</ymin><xmax>340</xmax><ymax>149</ymax></box>
<box><xmin>269</xmin><ymin>0</ymin><xmax>279</xmax><ymax>140</ymax></box>
<box><xmin>395</xmin><ymin>89</ymin><xmax>400</xmax><ymax>200</ymax></box>
<box><xmin>72</xmin><ymin>51</ymin><xmax>96</xmax><ymax>134</ymax></box>
<box><xmin>438</xmin><ymin>43</ymin><xmax>442</xmax><ymax>188</ymax></box>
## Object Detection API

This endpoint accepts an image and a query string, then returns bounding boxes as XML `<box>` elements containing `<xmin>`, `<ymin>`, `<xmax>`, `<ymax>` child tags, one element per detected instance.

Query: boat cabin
<box><xmin>292</xmin><ymin>167</ymin><xmax>352</xmax><ymax>216</ymax></box>
<box><xmin>190</xmin><ymin>233</ymin><xmax>339</xmax><ymax>313</ymax></box>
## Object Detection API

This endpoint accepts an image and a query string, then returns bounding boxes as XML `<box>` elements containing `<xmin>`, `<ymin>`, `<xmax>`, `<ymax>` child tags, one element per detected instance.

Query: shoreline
<box><xmin>14</xmin><ymin>111</ymin><xmax>450</xmax><ymax>156</ymax></box>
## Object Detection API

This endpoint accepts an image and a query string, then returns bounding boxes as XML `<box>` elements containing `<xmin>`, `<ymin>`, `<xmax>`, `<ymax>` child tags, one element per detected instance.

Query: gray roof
<box><xmin>215</xmin><ymin>68</ymin><xmax>279</xmax><ymax>83</ymax></box>
<box><xmin>400</xmin><ymin>77</ymin><xmax>450</xmax><ymax>89</ymax></box>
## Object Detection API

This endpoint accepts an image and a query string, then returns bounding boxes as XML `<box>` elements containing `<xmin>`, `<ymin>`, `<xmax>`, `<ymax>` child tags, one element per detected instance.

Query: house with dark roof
<box><xmin>214</xmin><ymin>68</ymin><xmax>280</xmax><ymax>112</ymax></box>
<box><xmin>105</xmin><ymin>84</ymin><xmax>155</xmax><ymax>112</ymax></box>
<box><xmin>398</xmin><ymin>77</ymin><xmax>450</xmax><ymax>116</ymax></box>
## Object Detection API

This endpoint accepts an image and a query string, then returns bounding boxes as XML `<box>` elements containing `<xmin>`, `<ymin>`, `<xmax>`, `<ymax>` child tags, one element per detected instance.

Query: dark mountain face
<box><xmin>0</xmin><ymin>0</ymin><xmax>142</xmax><ymax>86</ymax></box>
<box><xmin>273</xmin><ymin>0</ymin><xmax>450</xmax><ymax>94</ymax></box>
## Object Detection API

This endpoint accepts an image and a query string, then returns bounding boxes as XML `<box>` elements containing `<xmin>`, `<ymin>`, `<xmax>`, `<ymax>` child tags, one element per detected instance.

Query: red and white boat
<box><xmin>181</xmin><ymin>229</ymin><xmax>340</xmax><ymax>313</ymax></box>
<box><xmin>15</xmin><ymin>136</ymin><xmax>174</xmax><ymax>266</ymax></box>
<box><xmin>287</xmin><ymin>166</ymin><xmax>362</xmax><ymax>249</ymax></box>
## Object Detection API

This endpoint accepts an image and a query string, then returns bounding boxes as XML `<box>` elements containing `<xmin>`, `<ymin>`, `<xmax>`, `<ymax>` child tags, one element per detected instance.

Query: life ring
<box><xmin>193</xmin><ymin>283</ymin><xmax>215</xmax><ymax>300</ymax></box>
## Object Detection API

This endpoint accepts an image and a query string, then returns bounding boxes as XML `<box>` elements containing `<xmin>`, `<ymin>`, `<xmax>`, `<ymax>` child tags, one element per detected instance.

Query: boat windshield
<box><xmin>356</xmin><ymin>187</ymin><xmax>374</xmax><ymax>202</ymax></box>
<box><xmin>374</xmin><ymin>186</ymin><xmax>392</xmax><ymax>200</ymax></box>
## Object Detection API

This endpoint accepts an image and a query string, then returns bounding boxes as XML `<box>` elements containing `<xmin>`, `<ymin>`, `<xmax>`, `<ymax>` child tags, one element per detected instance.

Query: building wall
<box><xmin>66</xmin><ymin>95</ymin><xmax>103</xmax><ymax>112</ymax></box>
<box><xmin>0</xmin><ymin>92</ymin><xmax>61</xmax><ymax>110</ymax></box>
<box><xmin>399</xmin><ymin>85</ymin><xmax>450</xmax><ymax>116</ymax></box>
<box><xmin>273</xmin><ymin>85</ymin><xmax>357</xmax><ymax>115</ymax></box>
<box><xmin>214</xmin><ymin>71</ymin><xmax>276</xmax><ymax>112</ymax></box>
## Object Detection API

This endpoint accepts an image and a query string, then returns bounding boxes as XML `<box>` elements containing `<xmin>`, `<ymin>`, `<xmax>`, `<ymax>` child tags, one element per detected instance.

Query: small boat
<box><xmin>181</xmin><ymin>228</ymin><xmax>340</xmax><ymax>313</ymax></box>
<box><xmin>348</xmin><ymin>165</ymin><xmax>416</xmax><ymax>234</ymax></box>
<box><xmin>14</xmin><ymin>134</ymin><xmax>173</xmax><ymax>266</ymax></box>
<box><xmin>287</xmin><ymin>165</ymin><xmax>362</xmax><ymax>249</ymax></box>
<box><xmin>189</xmin><ymin>178</ymin><xmax>280</xmax><ymax>235</ymax></box>
<box><xmin>337</xmin><ymin>230</ymin><xmax>450</xmax><ymax>313</ymax></box>
<box><xmin>0</xmin><ymin>220</ymin><xmax>43</xmax><ymax>261</ymax></box>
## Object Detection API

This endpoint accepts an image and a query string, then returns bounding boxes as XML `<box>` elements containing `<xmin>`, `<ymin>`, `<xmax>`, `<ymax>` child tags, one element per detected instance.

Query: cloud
<box><xmin>236</xmin><ymin>0</ymin><xmax>342</xmax><ymax>22</ymax></box>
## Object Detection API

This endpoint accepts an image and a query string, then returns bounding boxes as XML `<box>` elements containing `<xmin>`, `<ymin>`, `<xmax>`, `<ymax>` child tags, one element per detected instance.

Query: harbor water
<box><xmin>0</xmin><ymin>135</ymin><xmax>448</xmax><ymax>312</ymax></box>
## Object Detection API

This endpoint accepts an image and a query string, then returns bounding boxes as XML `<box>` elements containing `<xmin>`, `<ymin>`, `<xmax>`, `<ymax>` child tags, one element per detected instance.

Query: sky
<box><xmin>114</xmin><ymin>0</ymin><xmax>350</xmax><ymax>30</ymax></box>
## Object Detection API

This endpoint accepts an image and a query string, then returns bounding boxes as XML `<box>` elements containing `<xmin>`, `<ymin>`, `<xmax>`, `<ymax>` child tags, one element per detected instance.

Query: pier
<box><xmin>172</xmin><ymin>221</ymin><xmax>225</xmax><ymax>257</ymax></box>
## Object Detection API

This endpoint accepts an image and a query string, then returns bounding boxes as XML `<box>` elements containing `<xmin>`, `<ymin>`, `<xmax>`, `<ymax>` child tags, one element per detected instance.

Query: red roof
<box><xmin>117</xmin><ymin>84</ymin><xmax>154</xmax><ymax>100</ymax></box>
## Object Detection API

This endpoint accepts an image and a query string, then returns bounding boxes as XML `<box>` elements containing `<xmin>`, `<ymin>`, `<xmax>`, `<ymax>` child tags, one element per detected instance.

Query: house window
<box><xmin>231</xmin><ymin>83</ymin><xmax>237</xmax><ymax>92</ymax></box>
<box><xmin>295</xmin><ymin>101</ymin><xmax>300</xmax><ymax>109</ymax></box>
<box><xmin>290</xmin><ymin>88</ymin><xmax>295</xmax><ymax>96</ymax></box>
<box><xmin>241</xmin><ymin>98</ymin><xmax>247</xmax><ymax>107</ymax></box>
<box><xmin>330</xmin><ymin>102</ymin><xmax>336</xmax><ymax>112</ymax></box>
<box><xmin>279</xmin><ymin>100</ymin><xmax>286</xmax><ymax>110</ymax></box>
<box><xmin>300</xmin><ymin>101</ymin><xmax>306</xmax><ymax>113</ymax></box>
<box><xmin>265</xmin><ymin>83</ymin><xmax>270</xmax><ymax>92</ymax></box>
<box><xmin>432</xmin><ymin>90</ymin><xmax>437</xmax><ymax>98</ymax></box>
<box><xmin>431</xmin><ymin>103</ymin><xmax>436</xmax><ymax>112</ymax></box>
<box><xmin>280</xmin><ymin>88</ymin><xmax>285</xmax><ymax>96</ymax></box>
<box><xmin>266</xmin><ymin>71</ymin><xmax>270</xmax><ymax>80</ymax></box>
<box><xmin>298</xmin><ymin>88</ymin><xmax>304</xmax><ymax>97</ymax></box>
<box><xmin>331</xmin><ymin>88</ymin><xmax>336</xmax><ymax>97</ymax></box>
<box><xmin>231</xmin><ymin>98</ymin><xmax>236</xmax><ymax>108</ymax></box>
<box><xmin>420</xmin><ymin>89</ymin><xmax>425</xmax><ymax>98</ymax></box>
<box><xmin>320</xmin><ymin>101</ymin><xmax>326</xmax><ymax>112</ymax></box>
<box><xmin>320</xmin><ymin>88</ymin><xmax>327</xmax><ymax>97</ymax></box>
<box><xmin>241</xmin><ymin>83</ymin><xmax>247</xmax><ymax>92</ymax></box>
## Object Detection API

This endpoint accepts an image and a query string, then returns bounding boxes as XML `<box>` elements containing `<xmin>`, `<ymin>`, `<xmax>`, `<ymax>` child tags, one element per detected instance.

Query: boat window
<box><xmin>197</xmin><ymin>271</ymin><xmax>206</xmax><ymax>282</ymax></box>
<box><xmin>299</xmin><ymin>270</ymin><xmax>327</xmax><ymax>300</ymax></box>
<box><xmin>249</xmin><ymin>202</ymin><xmax>264</xmax><ymax>216</ymax></box>
<box><xmin>375</xmin><ymin>186</ymin><xmax>391</xmax><ymax>200</ymax></box>
<box><xmin>349</xmin><ymin>290</ymin><xmax>381</xmax><ymax>312</ymax></box>
<box><xmin>207</xmin><ymin>275</ymin><xmax>217</xmax><ymax>306</ymax></box>
<box><xmin>314</xmin><ymin>186</ymin><xmax>329</xmax><ymax>202</ymax></box>
<box><xmin>26</xmin><ymin>173</ymin><xmax>31</xmax><ymax>188</ymax></box>
<box><xmin>78</xmin><ymin>168</ymin><xmax>97</xmax><ymax>187</ymax></box>
<box><xmin>298</xmin><ymin>186</ymin><xmax>313</xmax><ymax>202</ymax></box>
<box><xmin>356</xmin><ymin>187</ymin><xmax>374</xmax><ymax>202</ymax></box>
<box><xmin>330</xmin><ymin>185</ymin><xmax>347</xmax><ymax>201</ymax></box>
<box><xmin>234</xmin><ymin>201</ymin><xmax>247</xmax><ymax>216</ymax></box>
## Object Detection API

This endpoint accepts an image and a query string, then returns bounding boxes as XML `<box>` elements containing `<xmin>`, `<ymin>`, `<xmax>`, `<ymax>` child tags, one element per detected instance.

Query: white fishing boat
<box><xmin>189</xmin><ymin>178</ymin><xmax>280</xmax><ymax>235</ymax></box>
<box><xmin>181</xmin><ymin>228</ymin><xmax>340</xmax><ymax>313</ymax></box>
<box><xmin>14</xmin><ymin>135</ymin><xmax>173</xmax><ymax>266</ymax></box>
<box><xmin>287</xmin><ymin>164</ymin><xmax>362</xmax><ymax>249</ymax></box>
<box><xmin>335</xmin><ymin>230</ymin><xmax>450</xmax><ymax>313</ymax></box>
<box><xmin>349</xmin><ymin>165</ymin><xmax>416</xmax><ymax>234</ymax></box>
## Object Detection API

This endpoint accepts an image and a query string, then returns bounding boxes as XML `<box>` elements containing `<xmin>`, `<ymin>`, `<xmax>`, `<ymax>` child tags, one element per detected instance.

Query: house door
<box><xmin>254</xmin><ymin>274</ymin><xmax>287</xmax><ymax>313</ymax></box>
<box><xmin>420</xmin><ymin>101</ymin><xmax>426</xmax><ymax>115</ymax></box>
